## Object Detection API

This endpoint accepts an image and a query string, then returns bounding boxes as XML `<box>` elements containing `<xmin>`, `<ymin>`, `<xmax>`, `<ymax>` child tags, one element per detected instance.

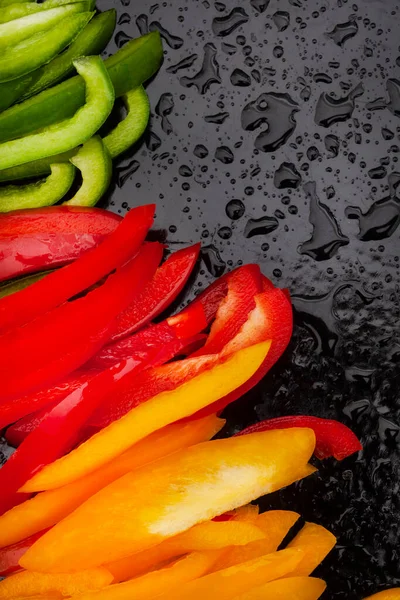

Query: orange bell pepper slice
<box><xmin>0</xmin><ymin>566</ymin><xmax>113</xmax><ymax>598</ymax></box>
<box><xmin>286</xmin><ymin>522</ymin><xmax>336</xmax><ymax>576</ymax></box>
<box><xmin>0</xmin><ymin>415</ymin><xmax>223</xmax><ymax>549</ymax></box>
<box><xmin>107</xmin><ymin>520</ymin><xmax>265</xmax><ymax>583</ymax></box>
<box><xmin>139</xmin><ymin>548</ymin><xmax>304</xmax><ymax>600</ymax></box>
<box><xmin>364</xmin><ymin>591</ymin><xmax>400</xmax><ymax>600</ymax></box>
<box><xmin>21</xmin><ymin>427</ymin><xmax>316</xmax><ymax>573</ymax></box>
<box><xmin>233</xmin><ymin>576</ymin><xmax>327</xmax><ymax>600</ymax></box>
<box><xmin>21</xmin><ymin>341</ymin><xmax>271</xmax><ymax>493</ymax></box>
<box><xmin>211</xmin><ymin>510</ymin><xmax>300</xmax><ymax>571</ymax></box>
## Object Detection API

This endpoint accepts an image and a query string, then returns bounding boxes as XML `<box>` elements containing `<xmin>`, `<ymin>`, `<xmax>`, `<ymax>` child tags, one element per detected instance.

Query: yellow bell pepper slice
<box><xmin>74</xmin><ymin>551</ymin><xmax>222</xmax><ymax>600</ymax></box>
<box><xmin>107</xmin><ymin>520</ymin><xmax>265</xmax><ymax>583</ymax></box>
<box><xmin>286</xmin><ymin>522</ymin><xmax>336</xmax><ymax>576</ymax></box>
<box><xmin>21</xmin><ymin>341</ymin><xmax>271</xmax><ymax>493</ymax></box>
<box><xmin>21</xmin><ymin>427</ymin><xmax>316</xmax><ymax>573</ymax></box>
<box><xmin>364</xmin><ymin>591</ymin><xmax>400</xmax><ymax>599</ymax></box>
<box><xmin>0</xmin><ymin>566</ymin><xmax>112</xmax><ymax>597</ymax></box>
<box><xmin>0</xmin><ymin>415</ymin><xmax>223</xmax><ymax>549</ymax></box>
<box><xmin>233</xmin><ymin>576</ymin><xmax>327</xmax><ymax>600</ymax></box>
<box><xmin>211</xmin><ymin>510</ymin><xmax>300</xmax><ymax>571</ymax></box>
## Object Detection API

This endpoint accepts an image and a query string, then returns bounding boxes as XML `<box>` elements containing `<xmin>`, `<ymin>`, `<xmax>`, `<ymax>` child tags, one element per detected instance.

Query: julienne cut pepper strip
<box><xmin>111</xmin><ymin>243</ymin><xmax>201</xmax><ymax>341</ymax></box>
<box><xmin>233</xmin><ymin>577</ymin><xmax>327</xmax><ymax>600</ymax></box>
<box><xmin>20</xmin><ymin>427</ymin><xmax>315</xmax><ymax>571</ymax></box>
<box><xmin>0</xmin><ymin>206</ymin><xmax>121</xmax><ymax>282</ymax></box>
<box><xmin>236</xmin><ymin>416</ymin><xmax>362</xmax><ymax>461</ymax></box>
<box><xmin>0</xmin><ymin>55</ymin><xmax>114</xmax><ymax>170</ymax></box>
<box><xmin>0</xmin><ymin>204</ymin><xmax>154</xmax><ymax>332</ymax></box>
<box><xmin>0</xmin><ymin>242</ymin><xmax>163</xmax><ymax>402</ymax></box>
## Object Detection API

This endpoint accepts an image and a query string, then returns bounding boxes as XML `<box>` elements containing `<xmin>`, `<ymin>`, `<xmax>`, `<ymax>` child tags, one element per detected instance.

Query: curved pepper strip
<box><xmin>20</xmin><ymin>426</ymin><xmax>315</xmax><ymax>571</ymax></box>
<box><xmin>0</xmin><ymin>242</ymin><xmax>162</xmax><ymax>403</ymax></box>
<box><xmin>0</xmin><ymin>0</ymin><xmax>94</xmax><ymax>23</ymax></box>
<box><xmin>236</xmin><ymin>416</ymin><xmax>362</xmax><ymax>461</ymax></box>
<box><xmin>0</xmin><ymin>163</ymin><xmax>75</xmax><ymax>212</ymax></box>
<box><xmin>0</xmin><ymin>55</ymin><xmax>114</xmax><ymax>170</ymax></box>
<box><xmin>0</xmin><ymin>206</ymin><xmax>121</xmax><ymax>283</ymax></box>
<box><xmin>0</xmin><ymin>204</ymin><xmax>154</xmax><ymax>332</ymax></box>
<box><xmin>286</xmin><ymin>522</ymin><xmax>336</xmax><ymax>576</ymax></box>
<box><xmin>364</xmin><ymin>591</ymin><xmax>400</xmax><ymax>599</ymax></box>
<box><xmin>0</xmin><ymin>416</ymin><xmax>224</xmax><ymax>550</ymax></box>
<box><xmin>111</xmin><ymin>243</ymin><xmax>201</xmax><ymax>341</ymax></box>
<box><xmin>233</xmin><ymin>577</ymin><xmax>327</xmax><ymax>600</ymax></box>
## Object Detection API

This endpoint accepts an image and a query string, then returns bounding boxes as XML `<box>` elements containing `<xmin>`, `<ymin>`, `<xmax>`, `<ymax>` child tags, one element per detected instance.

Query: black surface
<box><xmin>2</xmin><ymin>0</ymin><xmax>400</xmax><ymax>597</ymax></box>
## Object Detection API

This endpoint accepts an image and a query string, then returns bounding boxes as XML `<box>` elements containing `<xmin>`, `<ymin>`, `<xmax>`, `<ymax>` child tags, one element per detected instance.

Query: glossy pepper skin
<box><xmin>0</xmin><ymin>242</ymin><xmax>163</xmax><ymax>402</ymax></box>
<box><xmin>0</xmin><ymin>204</ymin><xmax>154</xmax><ymax>332</ymax></box>
<box><xmin>0</xmin><ymin>206</ymin><xmax>121</xmax><ymax>282</ymax></box>
<box><xmin>20</xmin><ymin>426</ymin><xmax>315</xmax><ymax>572</ymax></box>
<box><xmin>111</xmin><ymin>243</ymin><xmax>201</xmax><ymax>341</ymax></box>
<box><xmin>233</xmin><ymin>577</ymin><xmax>326</xmax><ymax>600</ymax></box>
<box><xmin>236</xmin><ymin>416</ymin><xmax>362</xmax><ymax>461</ymax></box>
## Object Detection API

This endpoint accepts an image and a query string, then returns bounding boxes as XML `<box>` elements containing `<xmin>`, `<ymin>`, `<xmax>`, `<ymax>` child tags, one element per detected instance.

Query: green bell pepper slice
<box><xmin>104</xmin><ymin>85</ymin><xmax>150</xmax><ymax>158</ymax></box>
<box><xmin>0</xmin><ymin>55</ymin><xmax>114</xmax><ymax>170</ymax></box>
<box><xmin>0</xmin><ymin>163</ymin><xmax>75</xmax><ymax>211</ymax></box>
<box><xmin>0</xmin><ymin>11</ymin><xmax>93</xmax><ymax>83</ymax></box>
<box><xmin>0</xmin><ymin>10</ymin><xmax>115</xmax><ymax>111</ymax></box>
<box><xmin>0</xmin><ymin>0</ymin><xmax>34</xmax><ymax>8</ymax></box>
<box><xmin>0</xmin><ymin>31</ymin><xmax>162</xmax><ymax>142</ymax></box>
<box><xmin>0</xmin><ymin>2</ymin><xmax>88</xmax><ymax>49</ymax></box>
<box><xmin>0</xmin><ymin>0</ymin><xmax>94</xmax><ymax>23</ymax></box>
<box><xmin>64</xmin><ymin>136</ymin><xmax>112</xmax><ymax>207</ymax></box>
<box><xmin>0</xmin><ymin>271</ymin><xmax>50</xmax><ymax>299</ymax></box>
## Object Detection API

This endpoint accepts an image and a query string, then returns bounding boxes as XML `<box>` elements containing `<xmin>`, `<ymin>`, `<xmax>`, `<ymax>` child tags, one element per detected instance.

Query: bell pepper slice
<box><xmin>103</xmin><ymin>86</ymin><xmax>150</xmax><ymax>158</ymax></box>
<box><xmin>236</xmin><ymin>416</ymin><xmax>362</xmax><ymax>460</ymax></box>
<box><xmin>211</xmin><ymin>511</ymin><xmax>300</xmax><ymax>572</ymax></box>
<box><xmin>77</xmin><ymin>552</ymin><xmax>221</xmax><ymax>600</ymax></box>
<box><xmin>364</xmin><ymin>591</ymin><xmax>400</xmax><ymax>599</ymax></box>
<box><xmin>0</xmin><ymin>204</ymin><xmax>154</xmax><ymax>332</ymax></box>
<box><xmin>0</xmin><ymin>567</ymin><xmax>113</xmax><ymax>597</ymax></box>
<box><xmin>0</xmin><ymin>206</ymin><xmax>121</xmax><ymax>283</ymax></box>
<box><xmin>107</xmin><ymin>520</ymin><xmax>265</xmax><ymax>583</ymax></box>
<box><xmin>64</xmin><ymin>136</ymin><xmax>112</xmax><ymax>207</ymax></box>
<box><xmin>0</xmin><ymin>32</ymin><xmax>162</xmax><ymax>147</ymax></box>
<box><xmin>0</xmin><ymin>54</ymin><xmax>114</xmax><ymax>170</ymax></box>
<box><xmin>0</xmin><ymin>2</ymin><xmax>88</xmax><ymax>49</ymax></box>
<box><xmin>0</xmin><ymin>242</ymin><xmax>162</xmax><ymax>403</ymax></box>
<box><xmin>0</xmin><ymin>416</ymin><xmax>223</xmax><ymax>550</ymax></box>
<box><xmin>111</xmin><ymin>243</ymin><xmax>201</xmax><ymax>341</ymax></box>
<box><xmin>233</xmin><ymin>576</ymin><xmax>327</xmax><ymax>600</ymax></box>
<box><xmin>0</xmin><ymin>163</ymin><xmax>75</xmax><ymax>212</ymax></box>
<box><xmin>0</xmin><ymin>531</ymin><xmax>47</xmax><ymax>577</ymax></box>
<box><xmin>21</xmin><ymin>426</ymin><xmax>315</xmax><ymax>571</ymax></box>
<box><xmin>137</xmin><ymin>550</ymin><xmax>306</xmax><ymax>600</ymax></box>
<box><xmin>286</xmin><ymin>522</ymin><xmax>336</xmax><ymax>576</ymax></box>
<box><xmin>0</xmin><ymin>0</ymin><xmax>92</xmax><ymax>22</ymax></box>
<box><xmin>0</xmin><ymin>72</ymin><xmax>35</xmax><ymax>113</ymax></box>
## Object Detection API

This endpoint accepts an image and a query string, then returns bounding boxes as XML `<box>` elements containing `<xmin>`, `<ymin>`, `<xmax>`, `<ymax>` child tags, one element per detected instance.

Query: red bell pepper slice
<box><xmin>0</xmin><ymin>204</ymin><xmax>155</xmax><ymax>333</ymax></box>
<box><xmin>0</xmin><ymin>242</ymin><xmax>163</xmax><ymax>401</ymax></box>
<box><xmin>6</xmin><ymin>402</ymin><xmax>60</xmax><ymax>448</ymax></box>
<box><xmin>0</xmin><ymin>530</ymin><xmax>49</xmax><ymax>577</ymax></box>
<box><xmin>0</xmin><ymin>349</ymin><xmax>164</xmax><ymax>516</ymax></box>
<box><xmin>110</xmin><ymin>243</ymin><xmax>201</xmax><ymax>342</ymax></box>
<box><xmin>0</xmin><ymin>206</ymin><xmax>122</xmax><ymax>283</ymax></box>
<box><xmin>189</xmin><ymin>286</ymin><xmax>293</xmax><ymax>419</ymax></box>
<box><xmin>191</xmin><ymin>264</ymin><xmax>262</xmax><ymax>356</ymax></box>
<box><xmin>236</xmin><ymin>416</ymin><xmax>362</xmax><ymax>460</ymax></box>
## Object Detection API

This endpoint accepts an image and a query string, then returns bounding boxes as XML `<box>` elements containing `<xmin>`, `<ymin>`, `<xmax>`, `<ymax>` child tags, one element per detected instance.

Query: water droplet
<box><xmin>166</xmin><ymin>54</ymin><xmax>198</xmax><ymax>74</ymax></box>
<box><xmin>149</xmin><ymin>21</ymin><xmax>184</xmax><ymax>49</ymax></box>
<box><xmin>368</xmin><ymin>166</ymin><xmax>387</xmax><ymax>180</ymax></box>
<box><xmin>367</xmin><ymin>79</ymin><xmax>400</xmax><ymax>117</ymax></box>
<box><xmin>217</xmin><ymin>226</ymin><xmax>232</xmax><ymax>239</ymax></box>
<box><xmin>273</xmin><ymin>45</ymin><xmax>284</xmax><ymax>58</ymax></box>
<box><xmin>118</xmin><ymin>13</ymin><xmax>131</xmax><ymax>25</ymax></box>
<box><xmin>241</xmin><ymin>92</ymin><xmax>299</xmax><ymax>152</ymax></box>
<box><xmin>226</xmin><ymin>199</ymin><xmax>245</xmax><ymax>220</ymax></box>
<box><xmin>204</xmin><ymin>112</ymin><xmax>229</xmax><ymax>124</ymax></box>
<box><xmin>135</xmin><ymin>14</ymin><xmax>148</xmax><ymax>35</ymax></box>
<box><xmin>250</xmin><ymin>0</ymin><xmax>270</xmax><ymax>12</ymax></box>
<box><xmin>145</xmin><ymin>131</ymin><xmax>162</xmax><ymax>152</ymax></box>
<box><xmin>179</xmin><ymin>165</ymin><xmax>193</xmax><ymax>177</ymax></box>
<box><xmin>215</xmin><ymin>146</ymin><xmax>234</xmax><ymax>164</ymax></box>
<box><xmin>274</xmin><ymin>162</ymin><xmax>301</xmax><ymax>189</ymax></box>
<box><xmin>212</xmin><ymin>7</ymin><xmax>249</xmax><ymax>37</ymax></box>
<box><xmin>299</xmin><ymin>181</ymin><xmax>349</xmax><ymax>261</ymax></box>
<box><xmin>230</xmin><ymin>68</ymin><xmax>251</xmax><ymax>86</ymax></box>
<box><xmin>272</xmin><ymin>11</ymin><xmax>290</xmax><ymax>32</ymax></box>
<box><xmin>324</xmin><ymin>134</ymin><xmax>340</xmax><ymax>157</ymax></box>
<box><xmin>193</xmin><ymin>144</ymin><xmax>208</xmax><ymax>158</ymax></box>
<box><xmin>155</xmin><ymin>93</ymin><xmax>174</xmax><ymax>134</ymax></box>
<box><xmin>313</xmin><ymin>73</ymin><xmax>333</xmax><ymax>84</ymax></box>
<box><xmin>115</xmin><ymin>159</ymin><xmax>140</xmax><ymax>188</ymax></box>
<box><xmin>115</xmin><ymin>31</ymin><xmax>132</xmax><ymax>48</ymax></box>
<box><xmin>201</xmin><ymin>245</ymin><xmax>226</xmax><ymax>277</ymax></box>
<box><xmin>307</xmin><ymin>146</ymin><xmax>320</xmax><ymax>161</ymax></box>
<box><xmin>315</xmin><ymin>83</ymin><xmax>364</xmax><ymax>127</ymax></box>
<box><xmin>180</xmin><ymin>43</ymin><xmax>221</xmax><ymax>94</ymax></box>
<box><xmin>221</xmin><ymin>42</ymin><xmax>237</xmax><ymax>55</ymax></box>
<box><xmin>382</xmin><ymin>127</ymin><xmax>394</xmax><ymax>141</ymax></box>
<box><xmin>327</xmin><ymin>19</ymin><xmax>359</xmax><ymax>47</ymax></box>
<box><xmin>244</xmin><ymin>216</ymin><xmax>279</xmax><ymax>238</ymax></box>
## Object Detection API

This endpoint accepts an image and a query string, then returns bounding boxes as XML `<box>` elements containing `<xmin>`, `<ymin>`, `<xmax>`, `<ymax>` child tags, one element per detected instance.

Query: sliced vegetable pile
<box><xmin>0</xmin><ymin>204</ymin><xmax>365</xmax><ymax>599</ymax></box>
<box><xmin>0</xmin><ymin>0</ymin><xmax>163</xmax><ymax>211</ymax></box>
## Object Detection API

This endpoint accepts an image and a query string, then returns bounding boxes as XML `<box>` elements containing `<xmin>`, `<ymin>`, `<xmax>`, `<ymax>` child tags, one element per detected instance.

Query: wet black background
<box><xmin>2</xmin><ymin>0</ymin><xmax>400</xmax><ymax>597</ymax></box>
